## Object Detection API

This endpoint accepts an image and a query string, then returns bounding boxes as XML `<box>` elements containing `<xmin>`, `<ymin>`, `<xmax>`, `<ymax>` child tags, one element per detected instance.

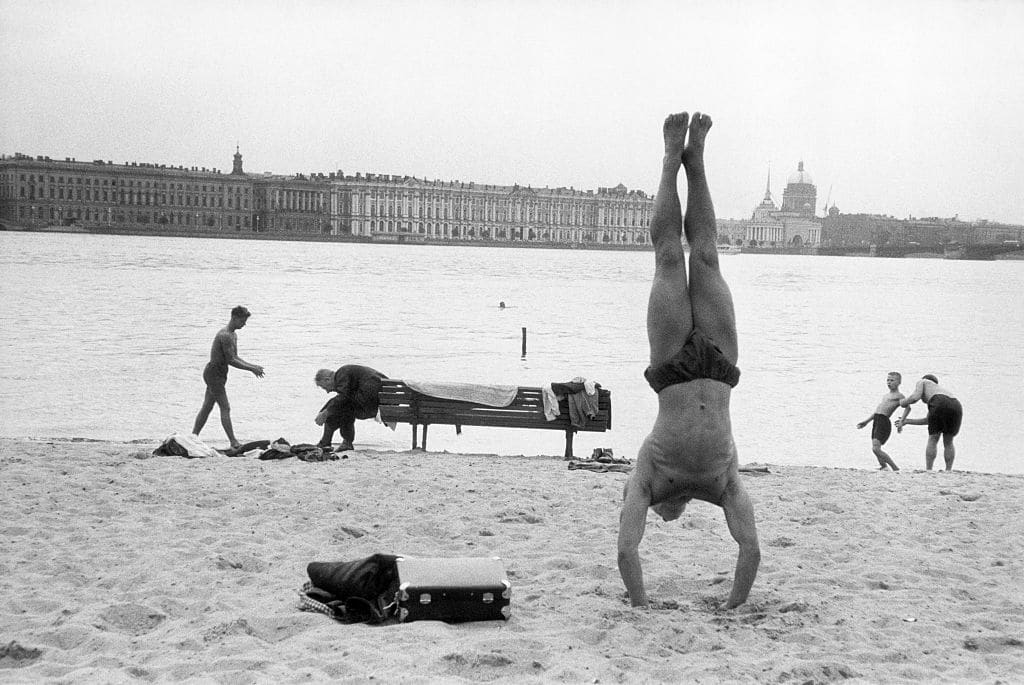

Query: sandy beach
<box><xmin>1</xmin><ymin>437</ymin><xmax>1022</xmax><ymax>684</ymax></box>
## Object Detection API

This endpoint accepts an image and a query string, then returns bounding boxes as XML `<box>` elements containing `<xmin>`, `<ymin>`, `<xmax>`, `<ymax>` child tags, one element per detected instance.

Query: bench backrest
<box><xmin>379</xmin><ymin>379</ymin><xmax>611</xmax><ymax>432</ymax></box>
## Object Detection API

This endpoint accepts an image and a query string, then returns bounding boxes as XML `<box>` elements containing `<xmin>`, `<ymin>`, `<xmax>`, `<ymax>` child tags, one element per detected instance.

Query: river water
<box><xmin>1</xmin><ymin>232</ymin><xmax>1021</xmax><ymax>473</ymax></box>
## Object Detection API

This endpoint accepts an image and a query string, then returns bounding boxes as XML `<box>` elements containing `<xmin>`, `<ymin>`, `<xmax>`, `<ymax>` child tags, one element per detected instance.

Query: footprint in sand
<box><xmin>95</xmin><ymin>603</ymin><xmax>166</xmax><ymax>636</ymax></box>
<box><xmin>0</xmin><ymin>641</ymin><xmax>43</xmax><ymax>667</ymax></box>
<box><xmin>963</xmin><ymin>635</ymin><xmax>1024</xmax><ymax>653</ymax></box>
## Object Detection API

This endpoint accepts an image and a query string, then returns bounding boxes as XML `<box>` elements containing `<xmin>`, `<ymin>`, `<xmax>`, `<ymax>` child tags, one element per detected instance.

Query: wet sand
<box><xmin>1</xmin><ymin>437</ymin><xmax>1022</xmax><ymax>683</ymax></box>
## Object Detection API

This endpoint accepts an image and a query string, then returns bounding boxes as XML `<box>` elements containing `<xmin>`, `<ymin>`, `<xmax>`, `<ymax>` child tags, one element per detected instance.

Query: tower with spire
<box><xmin>231</xmin><ymin>145</ymin><xmax>244</xmax><ymax>176</ymax></box>
<box><xmin>754</xmin><ymin>165</ymin><xmax>777</xmax><ymax>216</ymax></box>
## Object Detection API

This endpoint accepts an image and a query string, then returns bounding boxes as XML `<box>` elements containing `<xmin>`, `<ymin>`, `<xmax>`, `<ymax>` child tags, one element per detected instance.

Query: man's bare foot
<box><xmin>681</xmin><ymin>111</ymin><xmax>712</xmax><ymax>167</ymax></box>
<box><xmin>335</xmin><ymin>441</ymin><xmax>354</xmax><ymax>452</ymax></box>
<box><xmin>663</xmin><ymin>112</ymin><xmax>689</xmax><ymax>161</ymax></box>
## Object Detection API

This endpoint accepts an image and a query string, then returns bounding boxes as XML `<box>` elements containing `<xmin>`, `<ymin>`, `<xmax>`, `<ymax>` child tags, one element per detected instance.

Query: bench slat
<box><xmin>378</xmin><ymin>379</ymin><xmax>611</xmax><ymax>457</ymax></box>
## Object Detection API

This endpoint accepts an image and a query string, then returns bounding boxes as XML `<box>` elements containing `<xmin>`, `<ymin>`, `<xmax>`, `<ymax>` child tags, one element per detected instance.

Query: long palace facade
<box><xmin>0</xmin><ymin>149</ymin><xmax>654</xmax><ymax>247</ymax></box>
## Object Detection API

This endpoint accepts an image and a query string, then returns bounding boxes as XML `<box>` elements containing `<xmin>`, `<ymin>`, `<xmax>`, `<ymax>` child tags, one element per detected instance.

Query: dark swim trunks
<box><xmin>927</xmin><ymin>394</ymin><xmax>963</xmax><ymax>436</ymax></box>
<box><xmin>871</xmin><ymin>414</ymin><xmax>892</xmax><ymax>444</ymax></box>
<box><xmin>644</xmin><ymin>328</ymin><xmax>740</xmax><ymax>393</ymax></box>
<box><xmin>203</xmin><ymin>362</ymin><xmax>228</xmax><ymax>392</ymax></box>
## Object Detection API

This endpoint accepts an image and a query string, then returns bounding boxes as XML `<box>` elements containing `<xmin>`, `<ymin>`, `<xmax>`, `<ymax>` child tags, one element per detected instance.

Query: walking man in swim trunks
<box><xmin>895</xmin><ymin>374</ymin><xmax>963</xmax><ymax>471</ymax></box>
<box><xmin>192</xmin><ymin>306</ymin><xmax>265</xmax><ymax>449</ymax></box>
<box><xmin>618</xmin><ymin>112</ymin><xmax>760</xmax><ymax>610</ymax></box>
<box><xmin>314</xmin><ymin>364</ymin><xmax>388</xmax><ymax>451</ymax></box>
<box><xmin>856</xmin><ymin>372</ymin><xmax>904</xmax><ymax>471</ymax></box>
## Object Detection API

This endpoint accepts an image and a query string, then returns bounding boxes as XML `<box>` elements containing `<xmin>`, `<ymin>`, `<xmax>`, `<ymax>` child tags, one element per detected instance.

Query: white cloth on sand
<box><xmin>155</xmin><ymin>432</ymin><xmax>220</xmax><ymax>458</ymax></box>
<box><xmin>404</xmin><ymin>380</ymin><xmax>517</xmax><ymax>407</ymax></box>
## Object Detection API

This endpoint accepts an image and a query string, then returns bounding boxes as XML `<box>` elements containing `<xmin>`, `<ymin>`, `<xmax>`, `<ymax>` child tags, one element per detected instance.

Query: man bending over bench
<box><xmin>617</xmin><ymin>111</ymin><xmax>760</xmax><ymax>610</ymax></box>
<box><xmin>315</xmin><ymin>364</ymin><xmax>387</xmax><ymax>451</ymax></box>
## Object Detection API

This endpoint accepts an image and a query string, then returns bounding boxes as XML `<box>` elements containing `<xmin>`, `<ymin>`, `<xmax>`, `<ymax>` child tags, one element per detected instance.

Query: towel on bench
<box><xmin>404</xmin><ymin>380</ymin><xmax>518</xmax><ymax>408</ymax></box>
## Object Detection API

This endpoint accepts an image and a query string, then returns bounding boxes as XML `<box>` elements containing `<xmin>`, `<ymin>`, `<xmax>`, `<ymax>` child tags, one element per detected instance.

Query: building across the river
<box><xmin>0</xmin><ymin>149</ymin><xmax>654</xmax><ymax>247</ymax></box>
<box><xmin>5</xmin><ymin>150</ymin><xmax>1020</xmax><ymax>253</ymax></box>
<box><xmin>720</xmin><ymin>162</ymin><xmax>822</xmax><ymax>248</ymax></box>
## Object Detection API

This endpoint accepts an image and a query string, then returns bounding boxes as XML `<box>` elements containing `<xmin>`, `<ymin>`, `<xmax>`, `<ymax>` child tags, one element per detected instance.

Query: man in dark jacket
<box><xmin>314</xmin><ymin>365</ymin><xmax>387</xmax><ymax>451</ymax></box>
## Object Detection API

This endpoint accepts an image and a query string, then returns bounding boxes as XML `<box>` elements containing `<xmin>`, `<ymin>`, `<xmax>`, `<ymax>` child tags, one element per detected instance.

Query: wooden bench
<box><xmin>378</xmin><ymin>379</ymin><xmax>612</xmax><ymax>459</ymax></box>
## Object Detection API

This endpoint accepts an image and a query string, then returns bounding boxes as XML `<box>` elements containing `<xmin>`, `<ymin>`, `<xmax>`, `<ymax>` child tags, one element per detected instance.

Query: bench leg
<box><xmin>422</xmin><ymin>424</ymin><xmax>429</xmax><ymax>451</ymax></box>
<box><xmin>564</xmin><ymin>429</ymin><xmax>575</xmax><ymax>460</ymax></box>
<box><xmin>412</xmin><ymin>424</ymin><xmax>418</xmax><ymax>450</ymax></box>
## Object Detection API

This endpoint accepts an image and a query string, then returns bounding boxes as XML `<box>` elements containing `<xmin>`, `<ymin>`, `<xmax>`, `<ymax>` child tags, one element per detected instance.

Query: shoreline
<box><xmin>2</xmin><ymin>437</ymin><xmax>1022</xmax><ymax>683</ymax></box>
<box><xmin>7</xmin><ymin>435</ymin><xmax>1024</xmax><ymax>477</ymax></box>
<box><xmin>7</xmin><ymin>224</ymin><xmax>1024</xmax><ymax>260</ymax></box>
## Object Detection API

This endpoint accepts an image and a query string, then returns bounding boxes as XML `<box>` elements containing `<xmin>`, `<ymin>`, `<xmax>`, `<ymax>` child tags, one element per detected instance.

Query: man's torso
<box><xmin>207</xmin><ymin>328</ymin><xmax>235</xmax><ymax>371</ymax></box>
<box><xmin>636</xmin><ymin>379</ymin><xmax>737</xmax><ymax>505</ymax></box>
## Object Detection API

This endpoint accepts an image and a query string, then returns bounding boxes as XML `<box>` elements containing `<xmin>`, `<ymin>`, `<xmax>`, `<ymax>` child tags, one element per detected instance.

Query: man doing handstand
<box><xmin>618</xmin><ymin>112</ymin><xmax>760</xmax><ymax>610</ymax></box>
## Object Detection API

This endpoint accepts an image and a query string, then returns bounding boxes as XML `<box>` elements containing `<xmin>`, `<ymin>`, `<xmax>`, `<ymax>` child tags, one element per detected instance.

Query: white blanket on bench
<box><xmin>404</xmin><ymin>380</ymin><xmax>518</xmax><ymax>407</ymax></box>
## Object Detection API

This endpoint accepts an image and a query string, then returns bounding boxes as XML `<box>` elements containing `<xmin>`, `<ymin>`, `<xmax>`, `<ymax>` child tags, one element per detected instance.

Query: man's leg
<box><xmin>338</xmin><ymin>406</ymin><xmax>356</xmax><ymax>450</ymax></box>
<box><xmin>681</xmin><ymin>113</ymin><xmax>738</xmax><ymax>363</ymax></box>
<box><xmin>721</xmin><ymin>474</ymin><xmax>760</xmax><ymax>609</ymax></box>
<box><xmin>318</xmin><ymin>418</ymin><xmax>339</xmax><ymax>448</ymax></box>
<box><xmin>214</xmin><ymin>391</ymin><xmax>239</xmax><ymax>448</ymax></box>
<box><xmin>924</xmin><ymin>434</ymin><xmax>940</xmax><ymax>470</ymax></box>
<box><xmin>942</xmin><ymin>434</ymin><xmax>956</xmax><ymax>471</ymax></box>
<box><xmin>192</xmin><ymin>387</ymin><xmax>215</xmax><ymax>435</ymax></box>
<box><xmin>647</xmin><ymin>112</ymin><xmax>694</xmax><ymax>366</ymax></box>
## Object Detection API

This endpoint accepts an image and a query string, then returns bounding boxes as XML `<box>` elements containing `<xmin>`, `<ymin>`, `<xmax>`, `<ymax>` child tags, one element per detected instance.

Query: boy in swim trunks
<box><xmin>617</xmin><ymin>112</ymin><xmax>760</xmax><ymax>610</ymax></box>
<box><xmin>192</xmin><ymin>305</ymin><xmax>265</xmax><ymax>450</ymax></box>
<box><xmin>856</xmin><ymin>372</ymin><xmax>903</xmax><ymax>471</ymax></box>
<box><xmin>896</xmin><ymin>374</ymin><xmax>963</xmax><ymax>471</ymax></box>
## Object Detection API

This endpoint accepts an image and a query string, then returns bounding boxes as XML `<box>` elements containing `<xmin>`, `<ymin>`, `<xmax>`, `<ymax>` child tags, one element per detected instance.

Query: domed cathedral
<box><xmin>781</xmin><ymin>161</ymin><xmax>817</xmax><ymax>218</ymax></box>
<box><xmin>742</xmin><ymin>161</ymin><xmax>821</xmax><ymax>248</ymax></box>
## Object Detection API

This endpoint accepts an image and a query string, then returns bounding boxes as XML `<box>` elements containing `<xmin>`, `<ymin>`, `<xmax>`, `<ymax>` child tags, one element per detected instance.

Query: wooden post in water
<box><xmin>521</xmin><ymin>327</ymin><xmax>527</xmax><ymax>359</ymax></box>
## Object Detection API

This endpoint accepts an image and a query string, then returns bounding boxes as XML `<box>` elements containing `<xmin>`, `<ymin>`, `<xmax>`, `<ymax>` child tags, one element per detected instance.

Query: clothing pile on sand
<box><xmin>152</xmin><ymin>433</ymin><xmax>339</xmax><ymax>462</ymax></box>
<box><xmin>567</xmin><ymin>447</ymin><xmax>632</xmax><ymax>473</ymax></box>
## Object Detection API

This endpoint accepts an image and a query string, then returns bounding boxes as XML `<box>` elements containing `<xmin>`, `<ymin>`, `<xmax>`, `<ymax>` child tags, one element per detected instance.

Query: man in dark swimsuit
<box><xmin>617</xmin><ymin>112</ymin><xmax>760</xmax><ymax>610</ymax></box>
<box><xmin>314</xmin><ymin>364</ymin><xmax>387</xmax><ymax>451</ymax></box>
<box><xmin>192</xmin><ymin>306</ymin><xmax>265</xmax><ymax>449</ymax></box>
<box><xmin>896</xmin><ymin>374</ymin><xmax>963</xmax><ymax>471</ymax></box>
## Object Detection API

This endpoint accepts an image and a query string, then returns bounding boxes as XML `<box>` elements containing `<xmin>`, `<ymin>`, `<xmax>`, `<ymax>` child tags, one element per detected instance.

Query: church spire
<box><xmin>231</xmin><ymin>144</ymin><xmax>244</xmax><ymax>175</ymax></box>
<box><xmin>762</xmin><ymin>163</ymin><xmax>773</xmax><ymax>202</ymax></box>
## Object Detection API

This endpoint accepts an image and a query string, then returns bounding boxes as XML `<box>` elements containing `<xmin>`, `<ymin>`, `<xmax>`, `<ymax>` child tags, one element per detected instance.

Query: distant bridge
<box><xmin>943</xmin><ymin>242</ymin><xmax>1024</xmax><ymax>260</ymax></box>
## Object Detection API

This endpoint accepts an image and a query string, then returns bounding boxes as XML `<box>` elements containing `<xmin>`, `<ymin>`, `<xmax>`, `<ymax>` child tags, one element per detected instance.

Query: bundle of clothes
<box><xmin>542</xmin><ymin>377</ymin><xmax>601</xmax><ymax>428</ymax></box>
<box><xmin>152</xmin><ymin>434</ymin><xmax>339</xmax><ymax>462</ymax></box>
<box><xmin>567</xmin><ymin>447</ymin><xmax>633</xmax><ymax>473</ymax></box>
<box><xmin>256</xmin><ymin>438</ymin><xmax>340</xmax><ymax>462</ymax></box>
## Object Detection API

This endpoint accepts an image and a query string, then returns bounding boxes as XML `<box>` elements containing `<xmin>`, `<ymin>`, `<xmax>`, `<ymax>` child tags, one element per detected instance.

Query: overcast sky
<box><xmin>2</xmin><ymin>0</ymin><xmax>1022</xmax><ymax>223</ymax></box>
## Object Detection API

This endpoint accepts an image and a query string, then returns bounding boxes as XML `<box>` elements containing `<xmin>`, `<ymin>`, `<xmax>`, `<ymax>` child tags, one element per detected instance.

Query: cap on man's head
<box><xmin>922</xmin><ymin>374</ymin><xmax>938</xmax><ymax>384</ymax></box>
<box><xmin>231</xmin><ymin>305</ymin><xmax>251</xmax><ymax>319</ymax></box>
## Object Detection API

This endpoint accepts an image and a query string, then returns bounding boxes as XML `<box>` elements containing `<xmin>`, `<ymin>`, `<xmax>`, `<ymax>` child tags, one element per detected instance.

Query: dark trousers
<box><xmin>319</xmin><ymin>402</ymin><xmax>357</xmax><ymax>446</ymax></box>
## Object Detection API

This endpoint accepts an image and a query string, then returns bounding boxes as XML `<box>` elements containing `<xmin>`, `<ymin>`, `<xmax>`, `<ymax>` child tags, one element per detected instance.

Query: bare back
<box><xmin>208</xmin><ymin>328</ymin><xmax>236</xmax><ymax>372</ymax></box>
